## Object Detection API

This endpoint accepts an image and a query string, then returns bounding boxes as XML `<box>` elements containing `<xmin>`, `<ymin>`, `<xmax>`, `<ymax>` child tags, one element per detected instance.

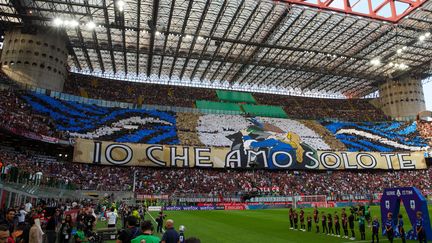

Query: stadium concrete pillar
<box><xmin>0</xmin><ymin>26</ymin><xmax>68</xmax><ymax>91</ymax></box>
<box><xmin>378</xmin><ymin>77</ymin><xmax>426</xmax><ymax>121</ymax></box>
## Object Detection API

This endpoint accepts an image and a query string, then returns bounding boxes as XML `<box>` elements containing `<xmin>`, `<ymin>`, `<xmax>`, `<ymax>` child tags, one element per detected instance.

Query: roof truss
<box><xmin>1</xmin><ymin>0</ymin><xmax>432</xmax><ymax>98</ymax></box>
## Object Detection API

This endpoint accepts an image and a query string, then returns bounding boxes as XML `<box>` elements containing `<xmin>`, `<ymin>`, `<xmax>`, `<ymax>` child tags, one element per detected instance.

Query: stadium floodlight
<box><xmin>70</xmin><ymin>20</ymin><xmax>79</xmax><ymax>28</ymax></box>
<box><xmin>116</xmin><ymin>0</ymin><xmax>125</xmax><ymax>11</ymax></box>
<box><xmin>399</xmin><ymin>63</ymin><xmax>408</xmax><ymax>70</ymax></box>
<box><xmin>53</xmin><ymin>18</ymin><xmax>63</xmax><ymax>27</ymax></box>
<box><xmin>370</xmin><ymin>58</ymin><xmax>381</xmax><ymax>66</ymax></box>
<box><xmin>86</xmin><ymin>21</ymin><xmax>96</xmax><ymax>30</ymax></box>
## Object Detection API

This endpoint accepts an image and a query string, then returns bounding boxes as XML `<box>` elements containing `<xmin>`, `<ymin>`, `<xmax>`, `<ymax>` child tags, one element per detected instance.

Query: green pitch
<box><xmin>98</xmin><ymin>205</ymin><xmax>432</xmax><ymax>243</ymax></box>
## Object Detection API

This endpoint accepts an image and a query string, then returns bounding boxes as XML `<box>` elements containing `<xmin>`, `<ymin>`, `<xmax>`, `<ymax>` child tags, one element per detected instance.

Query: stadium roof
<box><xmin>1</xmin><ymin>0</ymin><xmax>432</xmax><ymax>98</ymax></box>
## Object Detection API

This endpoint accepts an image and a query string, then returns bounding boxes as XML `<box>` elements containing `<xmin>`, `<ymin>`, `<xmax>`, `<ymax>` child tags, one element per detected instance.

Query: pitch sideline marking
<box><xmin>146</xmin><ymin>211</ymin><xmax>165</xmax><ymax>233</ymax></box>
<box><xmin>343</xmin><ymin>240</ymin><xmax>389</xmax><ymax>243</ymax></box>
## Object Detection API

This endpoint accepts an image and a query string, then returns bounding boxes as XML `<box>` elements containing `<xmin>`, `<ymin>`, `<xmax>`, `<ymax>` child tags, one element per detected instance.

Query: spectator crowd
<box><xmin>1</xmin><ymin>146</ymin><xmax>431</xmax><ymax>199</ymax></box>
<box><xmin>418</xmin><ymin>120</ymin><xmax>432</xmax><ymax>139</ymax></box>
<box><xmin>64</xmin><ymin>73</ymin><xmax>217</xmax><ymax>108</ymax></box>
<box><xmin>63</xmin><ymin>73</ymin><xmax>388</xmax><ymax>122</ymax></box>
<box><xmin>254</xmin><ymin>93</ymin><xmax>388</xmax><ymax>122</ymax></box>
<box><xmin>0</xmin><ymin>89</ymin><xmax>60</xmax><ymax>138</ymax></box>
<box><xmin>0</xmin><ymin>199</ymin><xmax>199</xmax><ymax>243</ymax></box>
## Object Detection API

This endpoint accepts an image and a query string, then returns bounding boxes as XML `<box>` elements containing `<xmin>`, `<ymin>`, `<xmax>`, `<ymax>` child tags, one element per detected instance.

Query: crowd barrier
<box><xmin>162</xmin><ymin>200</ymin><xmax>385</xmax><ymax>212</ymax></box>
<box><xmin>164</xmin><ymin>205</ymin><xmax>226</xmax><ymax>211</ymax></box>
<box><xmin>95</xmin><ymin>228</ymin><xmax>118</xmax><ymax>241</ymax></box>
<box><xmin>147</xmin><ymin>206</ymin><xmax>162</xmax><ymax>212</ymax></box>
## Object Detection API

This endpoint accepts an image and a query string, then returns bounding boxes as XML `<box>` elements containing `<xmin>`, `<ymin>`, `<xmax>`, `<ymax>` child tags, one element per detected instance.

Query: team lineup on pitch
<box><xmin>93</xmin><ymin>206</ymin><xmax>432</xmax><ymax>243</ymax></box>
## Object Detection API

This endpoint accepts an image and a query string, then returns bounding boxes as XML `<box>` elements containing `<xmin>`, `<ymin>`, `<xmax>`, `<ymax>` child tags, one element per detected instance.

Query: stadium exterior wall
<box><xmin>378</xmin><ymin>77</ymin><xmax>426</xmax><ymax>120</ymax></box>
<box><xmin>0</xmin><ymin>27</ymin><xmax>68</xmax><ymax>91</ymax></box>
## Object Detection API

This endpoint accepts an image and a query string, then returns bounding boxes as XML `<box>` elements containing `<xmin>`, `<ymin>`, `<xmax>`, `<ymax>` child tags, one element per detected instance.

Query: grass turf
<box><xmin>97</xmin><ymin>205</ymin><xmax>432</xmax><ymax>243</ymax></box>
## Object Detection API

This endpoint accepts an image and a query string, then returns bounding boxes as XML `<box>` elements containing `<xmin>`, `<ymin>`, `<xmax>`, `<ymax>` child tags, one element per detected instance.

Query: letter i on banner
<box><xmin>93</xmin><ymin>141</ymin><xmax>102</xmax><ymax>164</ymax></box>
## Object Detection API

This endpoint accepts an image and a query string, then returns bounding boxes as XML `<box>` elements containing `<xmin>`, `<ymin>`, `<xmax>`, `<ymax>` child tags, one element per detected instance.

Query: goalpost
<box><xmin>293</xmin><ymin>195</ymin><xmax>328</xmax><ymax>208</ymax></box>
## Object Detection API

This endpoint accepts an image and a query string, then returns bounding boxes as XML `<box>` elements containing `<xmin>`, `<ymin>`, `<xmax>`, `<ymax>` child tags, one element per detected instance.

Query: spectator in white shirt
<box><xmin>35</xmin><ymin>171</ymin><xmax>43</xmax><ymax>185</ymax></box>
<box><xmin>107</xmin><ymin>208</ymin><xmax>118</xmax><ymax>228</ymax></box>
<box><xmin>18</xmin><ymin>206</ymin><xmax>27</xmax><ymax>225</ymax></box>
<box><xmin>24</xmin><ymin>202</ymin><xmax>32</xmax><ymax>213</ymax></box>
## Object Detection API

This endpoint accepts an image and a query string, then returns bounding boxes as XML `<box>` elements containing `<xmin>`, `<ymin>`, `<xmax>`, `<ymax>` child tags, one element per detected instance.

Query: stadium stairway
<box><xmin>300</xmin><ymin>120</ymin><xmax>347</xmax><ymax>151</ymax></box>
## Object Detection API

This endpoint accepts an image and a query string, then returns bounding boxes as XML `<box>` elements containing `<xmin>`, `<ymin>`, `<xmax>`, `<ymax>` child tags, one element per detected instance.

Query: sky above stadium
<box><xmin>424</xmin><ymin>82</ymin><xmax>432</xmax><ymax>110</ymax></box>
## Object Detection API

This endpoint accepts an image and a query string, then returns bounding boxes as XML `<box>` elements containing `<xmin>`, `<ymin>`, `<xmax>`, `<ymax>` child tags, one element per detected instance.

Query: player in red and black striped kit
<box><xmin>307</xmin><ymin>215</ymin><xmax>312</xmax><ymax>232</ymax></box>
<box><xmin>293</xmin><ymin>210</ymin><xmax>299</xmax><ymax>230</ymax></box>
<box><xmin>289</xmin><ymin>208</ymin><xmax>294</xmax><ymax>230</ymax></box>
<box><xmin>313</xmin><ymin>206</ymin><xmax>319</xmax><ymax>233</ymax></box>
<box><xmin>300</xmin><ymin>209</ymin><xmax>305</xmax><ymax>231</ymax></box>
<box><xmin>348</xmin><ymin>211</ymin><xmax>355</xmax><ymax>240</ymax></box>
<box><xmin>341</xmin><ymin>209</ymin><xmax>349</xmax><ymax>238</ymax></box>
<box><xmin>327</xmin><ymin>213</ymin><xmax>334</xmax><ymax>235</ymax></box>
<box><xmin>334</xmin><ymin>213</ymin><xmax>341</xmax><ymax>237</ymax></box>
<box><xmin>321</xmin><ymin>212</ymin><xmax>328</xmax><ymax>234</ymax></box>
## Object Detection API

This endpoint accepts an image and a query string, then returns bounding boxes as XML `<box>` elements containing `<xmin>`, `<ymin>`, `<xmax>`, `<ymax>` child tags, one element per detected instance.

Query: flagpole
<box><xmin>133</xmin><ymin>170</ymin><xmax>138</xmax><ymax>193</ymax></box>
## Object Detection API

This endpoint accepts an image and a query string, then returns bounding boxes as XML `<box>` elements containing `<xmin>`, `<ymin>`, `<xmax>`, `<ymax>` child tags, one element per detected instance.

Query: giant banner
<box><xmin>73</xmin><ymin>139</ymin><xmax>427</xmax><ymax>170</ymax></box>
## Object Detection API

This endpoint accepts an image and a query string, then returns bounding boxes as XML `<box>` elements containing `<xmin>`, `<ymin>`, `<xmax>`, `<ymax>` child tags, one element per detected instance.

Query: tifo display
<box><xmin>1</xmin><ymin>90</ymin><xmax>430</xmax><ymax>152</ymax></box>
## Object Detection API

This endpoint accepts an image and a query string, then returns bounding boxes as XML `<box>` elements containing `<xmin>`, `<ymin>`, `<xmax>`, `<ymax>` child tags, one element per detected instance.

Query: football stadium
<box><xmin>0</xmin><ymin>0</ymin><xmax>432</xmax><ymax>242</ymax></box>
